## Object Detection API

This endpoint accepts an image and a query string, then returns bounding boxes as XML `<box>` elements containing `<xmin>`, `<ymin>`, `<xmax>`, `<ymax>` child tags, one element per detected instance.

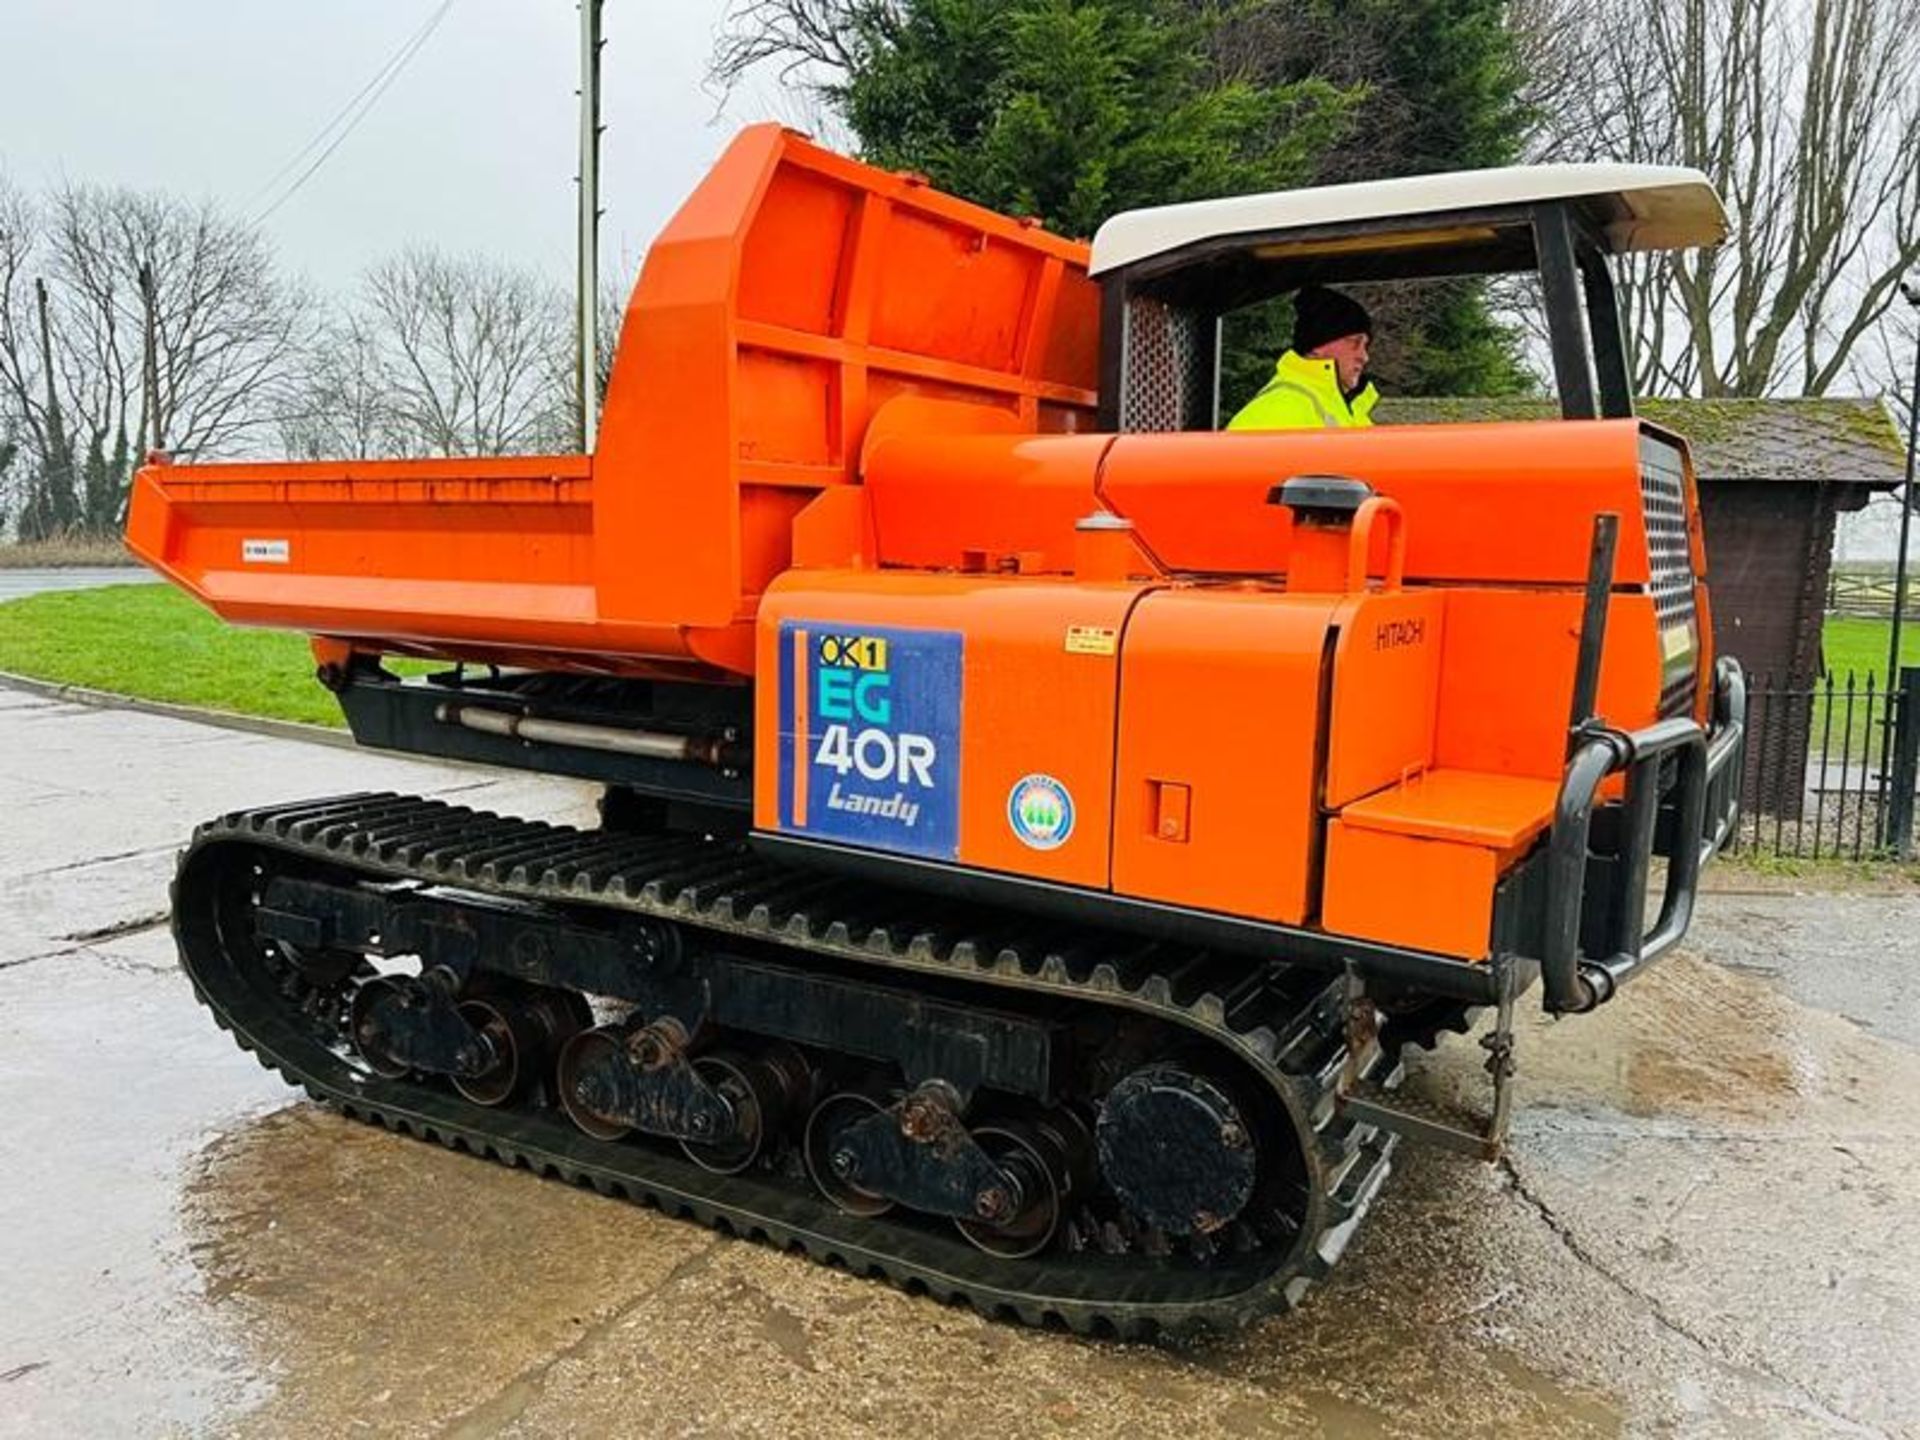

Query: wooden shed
<box><xmin>1381</xmin><ymin>397</ymin><xmax>1907</xmax><ymax>688</ymax></box>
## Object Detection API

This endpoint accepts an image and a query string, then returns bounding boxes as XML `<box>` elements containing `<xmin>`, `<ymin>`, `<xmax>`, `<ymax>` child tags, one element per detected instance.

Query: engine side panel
<box><xmin>1109</xmin><ymin>589</ymin><xmax>1336</xmax><ymax>923</ymax></box>
<box><xmin>754</xmin><ymin>571</ymin><xmax>1148</xmax><ymax>888</ymax></box>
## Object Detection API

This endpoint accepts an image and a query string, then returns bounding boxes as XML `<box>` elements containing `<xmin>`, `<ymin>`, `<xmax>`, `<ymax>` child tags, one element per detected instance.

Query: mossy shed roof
<box><xmin>1377</xmin><ymin>396</ymin><xmax>1906</xmax><ymax>488</ymax></box>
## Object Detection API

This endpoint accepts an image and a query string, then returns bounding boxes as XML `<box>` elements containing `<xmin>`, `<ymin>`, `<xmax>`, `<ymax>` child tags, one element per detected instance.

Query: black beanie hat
<box><xmin>1292</xmin><ymin>285</ymin><xmax>1372</xmax><ymax>354</ymax></box>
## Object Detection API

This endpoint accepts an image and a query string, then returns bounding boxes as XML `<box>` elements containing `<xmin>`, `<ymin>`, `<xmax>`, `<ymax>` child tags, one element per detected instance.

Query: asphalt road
<box><xmin>0</xmin><ymin>566</ymin><xmax>156</xmax><ymax>600</ymax></box>
<box><xmin>2</xmin><ymin>683</ymin><xmax>1917</xmax><ymax>1438</ymax></box>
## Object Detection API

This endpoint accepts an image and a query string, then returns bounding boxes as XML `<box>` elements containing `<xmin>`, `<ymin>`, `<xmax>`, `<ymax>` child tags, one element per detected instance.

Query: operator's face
<box><xmin>1318</xmin><ymin>332</ymin><xmax>1370</xmax><ymax>392</ymax></box>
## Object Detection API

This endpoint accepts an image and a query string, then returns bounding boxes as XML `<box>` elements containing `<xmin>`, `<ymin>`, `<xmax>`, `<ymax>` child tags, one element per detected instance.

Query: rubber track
<box><xmin>172</xmin><ymin>791</ymin><xmax>1398</xmax><ymax>1338</ymax></box>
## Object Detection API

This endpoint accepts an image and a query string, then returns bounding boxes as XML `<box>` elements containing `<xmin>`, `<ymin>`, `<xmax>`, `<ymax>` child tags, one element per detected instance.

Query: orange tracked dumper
<box><xmin>128</xmin><ymin>126</ymin><xmax>1746</xmax><ymax>1335</ymax></box>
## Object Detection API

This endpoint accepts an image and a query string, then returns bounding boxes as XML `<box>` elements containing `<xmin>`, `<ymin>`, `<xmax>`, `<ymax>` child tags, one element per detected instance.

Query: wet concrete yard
<box><xmin>2</xmin><ymin>682</ymin><xmax>1917</xmax><ymax>1437</ymax></box>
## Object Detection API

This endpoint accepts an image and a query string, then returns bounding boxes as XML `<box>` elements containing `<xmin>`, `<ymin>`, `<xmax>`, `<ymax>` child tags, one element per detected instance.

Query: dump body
<box><xmin>128</xmin><ymin>125</ymin><xmax>1098</xmax><ymax>676</ymax></box>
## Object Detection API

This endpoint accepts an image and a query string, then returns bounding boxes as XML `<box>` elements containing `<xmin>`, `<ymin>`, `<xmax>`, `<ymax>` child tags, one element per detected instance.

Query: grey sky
<box><xmin>0</xmin><ymin>1</ymin><xmax>795</xmax><ymax>295</ymax></box>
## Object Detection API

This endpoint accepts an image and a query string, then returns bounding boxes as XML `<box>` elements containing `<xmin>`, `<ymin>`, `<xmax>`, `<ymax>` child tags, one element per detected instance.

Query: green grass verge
<box><xmin>0</xmin><ymin>584</ymin><xmax>355</xmax><ymax>726</ymax></box>
<box><xmin>1714</xmin><ymin>848</ymin><xmax>1920</xmax><ymax>888</ymax></box>
<box><xmin>1806</xmin><ymin>618</ymin><xmax>1918</xmax><ymax>757</ymax></box>
<box><xmin>1822</xmin><ymin>616</ymin><xmax>1920</xmax><ymax>685</ymax></box>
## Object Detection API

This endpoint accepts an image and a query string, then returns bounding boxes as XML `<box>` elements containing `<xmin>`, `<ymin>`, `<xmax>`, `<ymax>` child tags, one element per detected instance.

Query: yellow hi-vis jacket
<box><xmin>1226</xmin><ymin>349</ymin><xmax>1378</xmax><ymax>431</ymax></box>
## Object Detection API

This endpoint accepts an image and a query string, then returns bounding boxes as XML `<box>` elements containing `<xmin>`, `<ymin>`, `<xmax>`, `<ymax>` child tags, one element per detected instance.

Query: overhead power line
<box><xmin>251</xmin><ymin>0</ymin><xmax>458</xmax><ymax>225</ymax></box>
<box><xmin>244</xmin><ymin>0</ymin><xmax>453</xmax><ymax>208</ymax></box>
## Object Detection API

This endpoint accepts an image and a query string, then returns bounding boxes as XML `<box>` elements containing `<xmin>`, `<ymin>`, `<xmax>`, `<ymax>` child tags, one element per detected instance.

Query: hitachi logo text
<box><xmin>1374</xmin><ymin>618</ymin><xmax>1425</xmax><ymax>651</ymax></box>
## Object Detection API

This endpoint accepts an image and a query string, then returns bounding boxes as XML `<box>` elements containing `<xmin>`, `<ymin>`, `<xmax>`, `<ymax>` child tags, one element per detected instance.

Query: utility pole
<box><xmin>32</xmin><ymin>276</ymin><xmax>75</xmax><ymax>534</ymax></box>
<box><xmin>577</xmin><ymin>0</ymin><xmax>604</xmax><ymax>452</ymax></box>
<box><xmin>1878</xmin><ymin>277</ymin><xmax>1920</xmax><ymax>850</ymax></box>
<box><xmin>139</xmin><ymin>261</ymin><xmax>162</xmax><ymax>454</ymax></box>
<box><xmin>1886</xmin><ymin>278</ymin><xmax>1919</xmax><ymax>697</ymax></box>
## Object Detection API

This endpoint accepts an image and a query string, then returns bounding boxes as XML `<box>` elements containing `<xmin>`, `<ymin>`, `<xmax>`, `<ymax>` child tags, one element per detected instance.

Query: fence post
<box><xmin>1892</xmin><ymin>667</ymin><xmax>1920</xmax><ymax>861</ymax></box>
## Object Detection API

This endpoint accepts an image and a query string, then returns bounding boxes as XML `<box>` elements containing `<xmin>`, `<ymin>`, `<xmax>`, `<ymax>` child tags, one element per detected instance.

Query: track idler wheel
<box><xmin>1096</xmin><ymin>1065</ymin><xmax>1257</xmax><ymax>1237</ymax></box>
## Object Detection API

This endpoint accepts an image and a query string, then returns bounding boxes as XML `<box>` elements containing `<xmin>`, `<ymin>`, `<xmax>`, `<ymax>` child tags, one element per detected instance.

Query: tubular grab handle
<box><xmin>1539</xmin><ymin>658</ymin><xmax>1746</xmax><ymax>1015</ymax></box>
<box><xmin>1346</xmin><ymin>496</ymin><xmax>1406</xmax><ymax>593</ymax></box>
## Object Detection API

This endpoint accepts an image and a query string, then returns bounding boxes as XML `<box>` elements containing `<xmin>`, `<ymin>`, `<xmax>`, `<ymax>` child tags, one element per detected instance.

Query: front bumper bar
<box><xmin>1540</xmin><ymin>657</ymin><xmax>1747</xmax><ymax>1014</ymax></box>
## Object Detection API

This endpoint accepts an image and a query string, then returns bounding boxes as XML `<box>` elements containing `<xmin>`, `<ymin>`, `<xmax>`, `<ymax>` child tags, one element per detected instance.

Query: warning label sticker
<box><xmin>1064</xmin><ymin>625</ymin><xmax>1118</xmax><ymax>655</ymax></box>
<box><xmin>776</xmin><ymin>623</ymin><xmax>963</xmax><ymax>860</ymax></box>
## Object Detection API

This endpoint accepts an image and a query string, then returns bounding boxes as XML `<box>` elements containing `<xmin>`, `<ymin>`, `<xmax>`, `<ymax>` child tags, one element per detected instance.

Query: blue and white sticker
<box><xmin>777</xmin><ymin>622</ymin><xmax>963</xmax><ymax>860</ymax></box>
<box><xmin>1007</xmin><ymin>773</ymin><xmax>1074</xmax><ymax>850</ymax></box>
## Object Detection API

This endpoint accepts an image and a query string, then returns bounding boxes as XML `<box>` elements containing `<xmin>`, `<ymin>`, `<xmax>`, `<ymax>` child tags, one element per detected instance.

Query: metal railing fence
<box><xmin>1727</xmin><ymin>666</ymin><xmax>1918</xmax><ymax>860</ymax></box>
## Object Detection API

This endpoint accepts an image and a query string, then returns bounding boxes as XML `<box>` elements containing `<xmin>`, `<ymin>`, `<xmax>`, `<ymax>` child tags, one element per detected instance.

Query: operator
<box><xmin>1226</xmin><ymin>285</ymin><xmax>1378</xmax><ymax>430</ymax></box>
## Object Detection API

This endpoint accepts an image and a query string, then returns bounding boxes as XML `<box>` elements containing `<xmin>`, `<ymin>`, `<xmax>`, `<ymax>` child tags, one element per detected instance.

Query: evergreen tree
<box><xmin>1344</xmin><ymin>0</ymin><xmax>1526</xmax><ymax>174</ymax></box>
<box><xmin>838</xmin><ymin>0</ymin><xmax>1360</xmax><ymax>240</ymax></box>
<box><xmin>80</xmin><ymin>429</ymin><xmax>129</xmax><ymax>535</ymax></box>
<box><xmin>1303</xmin><ymin>0</ymin><xmax>1534</xmax><ymax>396</ymax></box>
<box><xmin>720</xmin><ymin>0</ymin><xmax>1533</xmax><ymax>402</ymax></box>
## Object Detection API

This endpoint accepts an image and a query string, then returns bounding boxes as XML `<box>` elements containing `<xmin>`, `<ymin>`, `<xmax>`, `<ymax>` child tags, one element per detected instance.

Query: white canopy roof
<box><xmin>1088</xmin><ymin>164</ymin><xmax>1727</xmax><ymax>276</ymax></box>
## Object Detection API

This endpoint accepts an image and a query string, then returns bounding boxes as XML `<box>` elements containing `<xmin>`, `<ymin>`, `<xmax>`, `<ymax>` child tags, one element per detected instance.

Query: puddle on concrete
<box><xmin>488</xmin><ymin>1151</ymin><xmax>1632</xmax><ymax>1440</ymax></box>
<box><xmin>1180</xmin><ymin>1157</ymin><xmax>1629</xmax><ymax>1439</ymax></box>
<box><xmin>45</xmin><ymin>933</ymin><xmax>1905</xmax><ymax>1439</ymax></box>
<box><xmin>0</xmin><ymin>942</ymin><xmax>285</xmax><ymax>1440</ymax></box>
<box><xmin>180</xmin><ymin>1104</ymin><xmax>714</xmax><ymax>1438</ymax></box>
<box><xmin>170</xmin><ymin>1097</ymin><xmax>1634</xmax><ymax>1440</ymax></box>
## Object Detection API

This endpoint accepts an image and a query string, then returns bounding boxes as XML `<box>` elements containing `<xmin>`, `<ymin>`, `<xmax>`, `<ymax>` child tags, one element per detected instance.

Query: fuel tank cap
<box><xmin>1268</xmin><ymin>473</ymin><xmax>1374</xmax><ymax>523</ymax></box>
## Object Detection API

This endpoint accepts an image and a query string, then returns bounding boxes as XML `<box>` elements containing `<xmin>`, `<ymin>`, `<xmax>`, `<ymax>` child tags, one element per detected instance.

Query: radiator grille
<box><xmin>1119</xmin><ymin>298</ymin><xmax>1212</xmax><ymax>432</ymax></box>
<box><xmin>1638</xmin><ymin>436</ymin><xmax>1699</xmax><ymax>717</ymax></box>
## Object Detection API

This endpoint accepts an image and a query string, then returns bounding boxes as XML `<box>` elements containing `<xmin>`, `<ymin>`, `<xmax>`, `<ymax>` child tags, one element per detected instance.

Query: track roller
<box><xmin>804</xmin><ymin>1090</ymin><xmax>896</xmax><ymax>1217</ymax></box>
<box><xmin>349</xmin><ymin>969</ymin><xmax>487</xmax><ymax>1082</ymax></box>
<box><xmin>557</xmin><ymin>1025</ymin><xmax>635</xmax><ymax>1140</ymax></box>
<box><xmin>349</xmin><ymin>975</ymin><xmax>421</xmax><ymax>1080</ymax></box>
<box><xmin>679</xmin><ymin>1044</ymin><xmax>812</xmax><ymax>1175</ymax></box>
<box><xmin>451</xmin><ymin>989</ymin><xmax>590</xmax><ymax>1108</ymax></box>
<box><xmin>954</xmin><ymin>1109</ymin><xmax>1092</xmax><ymax>1259</ymax></box>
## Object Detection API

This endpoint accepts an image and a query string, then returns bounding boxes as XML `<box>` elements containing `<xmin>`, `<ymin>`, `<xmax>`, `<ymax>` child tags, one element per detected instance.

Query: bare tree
<box><xmin>0</xmin><ymin>176</ymin><xmax>310</xmax><ymax>531</ymax></box>
<box><xmin>711</xmin><ymin>0</ymin><xmax>887</xmax><ymax>94</ymax></box>
<box><xmin>0</xmin><ymin>174</ymin><xmax>71</xmax><ymax>535</ymax></box>
<box><xmin>276</xmin><ymin>313</ymin><xmax>420</xmax><ymax>461</ymax></box>
<box><xmin>1509</xmin><ymin>0</ymin><xmax>1598</xmax><ymax>165</ymax></box>
<box><xmin>364</xmin><ymin>246</ymin><xmax>572</xmax><ymax>455</ymax></box>
<box><xmin>547</xmin><ymin>267</ymin><xmax>631</xmax><ymax>451</ymax></box>
<box><xmin>288</xmin><ymin>248</ymin><xmax>572</xmax><ymax>459</ymax></box>
<box><xmin>1530</xmin><ymin>0</ymin><xmax>1920</xmax><ymax>398</ymax></box>
<box><xmin>1861</xmin><ymin>289</ymin><xmax>1917</xmax><ymax>437</ymax></box>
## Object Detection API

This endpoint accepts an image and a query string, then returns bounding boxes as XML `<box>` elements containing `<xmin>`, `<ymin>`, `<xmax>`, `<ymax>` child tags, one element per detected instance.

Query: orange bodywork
<box><xmin>125</xmin><ymin>125</ymin><xmax>1717</xmax><ymax>964</ymax></box>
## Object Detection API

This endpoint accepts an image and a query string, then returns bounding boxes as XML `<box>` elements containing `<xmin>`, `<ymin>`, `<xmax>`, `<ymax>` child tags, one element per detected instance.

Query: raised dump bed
<box><xmin>125</xmin><ymin>124</ymin><xmax>1099</xmax><ymax>677</ymax></box>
